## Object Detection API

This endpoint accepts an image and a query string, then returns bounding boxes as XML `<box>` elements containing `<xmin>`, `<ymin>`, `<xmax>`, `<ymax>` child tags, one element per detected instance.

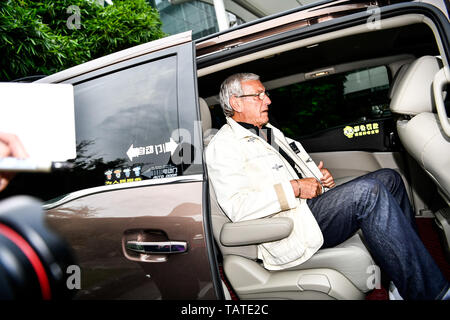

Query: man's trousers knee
<box><xmin>307</xmin><ymin>169</ymin><xmax>449</xmax><ymax>299</ymax></box>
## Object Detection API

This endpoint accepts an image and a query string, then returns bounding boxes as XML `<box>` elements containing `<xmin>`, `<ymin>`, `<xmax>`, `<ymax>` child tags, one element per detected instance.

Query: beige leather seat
<box><xmin>390</xmin><ymin>56</ymin><xmax>450</xmax><ymax>202</ymax></box>
<box><xmin>389</xmin><ymin>55</ymin><xmax>450</xmax><ymax>260</ymax></box>
<box><xmin>200</xmin><ymin>97</ymin><xmax>376</xmax><ymax>300</ymax></box>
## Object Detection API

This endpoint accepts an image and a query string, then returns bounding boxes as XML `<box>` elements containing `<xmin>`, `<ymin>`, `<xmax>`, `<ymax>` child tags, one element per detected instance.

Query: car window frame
<box><xmin>43</xmin><ymin>42</ymin><xmax>204</xmax><ymax>206</ymax></box>
<box><xmin>196</xmin><ymin>2</ymin><xmax>450</xmax><ymax>71</ymax></box>
<box><xmin>42</xmin><ymin>41</ymin><xmax>225</xmax><ymax>300</ymax></box>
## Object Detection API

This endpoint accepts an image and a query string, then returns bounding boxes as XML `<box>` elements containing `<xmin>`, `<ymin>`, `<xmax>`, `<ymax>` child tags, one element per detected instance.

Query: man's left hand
<box><xmin>318</xmin><ymin>161</ymin><xmax>335</xmax><ymax>188</ymax></box>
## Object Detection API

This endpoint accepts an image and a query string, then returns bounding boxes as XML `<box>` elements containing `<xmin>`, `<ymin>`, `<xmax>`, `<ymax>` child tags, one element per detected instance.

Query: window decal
<box><xmin>126</xmin><ymin>138</ymin><xmax>179</xmax><ymax>161</ymax></box>
<box><xmin>142</xmin><ymin>164</ymin><xmax>178</xmax><ymax>180</ymax></box>
<box><xmin>104</xmin><ymin>166</ymin><xmax>142</xmax><ymax>185</ymax></box>
<box><xmin>343</xmin><ymin>123</ymin><xmax>380</xmax><ymax>139</ymax></box>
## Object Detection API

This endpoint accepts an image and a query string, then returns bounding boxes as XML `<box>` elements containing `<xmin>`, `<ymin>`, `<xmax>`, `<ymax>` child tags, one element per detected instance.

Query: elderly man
<box><xmin>205</xmin><ymin>73</ymin><xmax>449</xmax><ymax>300</ymax></box>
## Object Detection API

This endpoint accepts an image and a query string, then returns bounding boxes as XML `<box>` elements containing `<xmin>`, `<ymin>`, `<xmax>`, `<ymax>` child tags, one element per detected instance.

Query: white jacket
<box><xmin>205</xmin><ymin>117</ymin><xmax>324</xmax><ymax>270</ymax></box>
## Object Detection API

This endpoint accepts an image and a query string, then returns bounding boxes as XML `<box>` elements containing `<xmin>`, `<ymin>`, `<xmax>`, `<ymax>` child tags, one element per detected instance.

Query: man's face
<box><xmin>232</xmin><ymin>80</ymin><xmax>271</xmax><ymax>128</ymax></box>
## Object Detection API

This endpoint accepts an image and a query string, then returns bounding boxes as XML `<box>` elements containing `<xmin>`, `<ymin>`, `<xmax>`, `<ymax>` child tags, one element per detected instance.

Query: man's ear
<box><xmin>229</xmin><ymin>96</ymin><xmax>242</xmax><ymax>113</ymax></box>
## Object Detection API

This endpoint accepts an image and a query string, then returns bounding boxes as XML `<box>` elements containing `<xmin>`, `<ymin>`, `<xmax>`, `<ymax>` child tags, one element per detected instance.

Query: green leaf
<box><xmin>0</xmin><ymin>0</ymin><xmax>165</xmax><ymax>81</ymax></box>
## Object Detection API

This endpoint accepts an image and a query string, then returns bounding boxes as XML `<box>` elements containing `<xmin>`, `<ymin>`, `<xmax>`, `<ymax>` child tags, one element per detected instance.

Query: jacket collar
<box><xmin>226</xmin><ymin>117</ymin><xmax>282</xmax><ymax>151</ymax></box>
<box><xmin>225</xmin><ymin>118</ymin><xmax>319</xmax><ymax>180</ymax></box>
<box><xmin>227</xmin><ymin>117</ymin><xmax>260</xmax><ymax>139</ymax></box>
<box><xmin>237</xmin><ymin>121</ymin><xmax>272</xmax><ymax>143</ymax></box>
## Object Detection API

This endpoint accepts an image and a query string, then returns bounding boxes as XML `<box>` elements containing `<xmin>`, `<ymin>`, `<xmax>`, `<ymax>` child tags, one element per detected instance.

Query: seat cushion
<box><xmin>211</xmin><ymin>178</ymin><xmax>375</xmax><ymax>292</ymax></box>
<box><xmin>284</xmin><ymin>233</ymin><xmax>375</xmax><ymax>292</ymax></box>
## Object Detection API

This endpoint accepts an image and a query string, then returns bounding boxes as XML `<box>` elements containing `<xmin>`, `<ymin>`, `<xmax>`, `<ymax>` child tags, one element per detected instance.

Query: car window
<box><xmin>0</xmin><ymin>55</ymin><xmax>191</xmax><ymax>203</ymax></box>
<box><xmin>269</xmin><ymin>66</ymin><xmax>391</xmax><ymax>139</ymax></box>
<box><xmin>74</xmin><ymin>55</ymin><xmax>181</xmax><ymax>186</ymax></box>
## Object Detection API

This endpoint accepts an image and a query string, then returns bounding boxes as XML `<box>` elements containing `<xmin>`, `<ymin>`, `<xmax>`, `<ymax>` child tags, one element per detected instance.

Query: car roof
<box><xmin>36</xmin><ymin>0</ymin><xmax>446</xmax><ymax>84</ymax></box>
<box><xmin>195</xmin><ymin>0</ymin><xmax>376</xmax><ymax>57</ymax></box>
<box><xmin>36</xmin><ymin>31</ymin><xmax>192</xmax><ymax>84</ymax></box>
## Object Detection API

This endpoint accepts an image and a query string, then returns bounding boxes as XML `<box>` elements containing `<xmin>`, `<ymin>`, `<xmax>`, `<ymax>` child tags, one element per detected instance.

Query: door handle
<box><xmin>126</xmin><ymin>241</ymin><xmax>188</xmax><ymax>254</ymax></box>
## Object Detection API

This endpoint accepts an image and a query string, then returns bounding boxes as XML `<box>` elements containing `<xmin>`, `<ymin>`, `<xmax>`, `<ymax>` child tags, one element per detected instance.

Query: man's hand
<box><xmin>0</xmin><ymin>132</ymin><xmax>29</xmax><ymax>192</ymax></box>
<box><xmin>291</xmin><ymin>178</ymin><xmax>323</xmax><ymax>199</ymax></box>
<box><xmin>318</xmin><ymin>161</ymin><xmax>335</xmax><ymax>188</ymax></box>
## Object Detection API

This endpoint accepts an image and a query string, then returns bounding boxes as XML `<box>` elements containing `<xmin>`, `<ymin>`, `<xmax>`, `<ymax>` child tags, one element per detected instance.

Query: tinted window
<box><xmin>74</xmin><ymin>55</ymin><xmax>181</xmax><ymax>186</ymax></box>
<box><xmin>0</xmin><ymin>56</ymin><xmax>187</xmax><ymax>202</ymax></box>
<box><xmin>269</xmin><ymin>66</ymin><xmax>391</xmax><ymax>138</ymax></box>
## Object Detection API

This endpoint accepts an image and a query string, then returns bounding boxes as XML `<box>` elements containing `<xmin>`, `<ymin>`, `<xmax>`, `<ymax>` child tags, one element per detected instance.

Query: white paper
<box><xmin>0</xmin><ymin>82</ymin><xmax>76</xmax><ymax>161</ymax></box>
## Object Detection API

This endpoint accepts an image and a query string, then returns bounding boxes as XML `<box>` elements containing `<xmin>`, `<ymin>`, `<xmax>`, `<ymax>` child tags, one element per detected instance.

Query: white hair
<box><xmin>219</xmin><ymin>73</ymin><xmax>260</xmax><ymax>117</ymax></box>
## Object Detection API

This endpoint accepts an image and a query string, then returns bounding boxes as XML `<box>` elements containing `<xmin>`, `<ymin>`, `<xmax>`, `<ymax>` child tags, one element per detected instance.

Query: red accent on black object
<box><xmin>416</xmin><ymin>218</ymin><xmax>450</xmax><ymax>281</ymax></box>
<box><xmin>0</xmin><ymin>224</ymin><xmax>51</xmax><ymax>299</ymax></box>
<box><xmin>218</xmin><ymin>265</ymin><xmax>239</xmax><ymax>300</ymax></box>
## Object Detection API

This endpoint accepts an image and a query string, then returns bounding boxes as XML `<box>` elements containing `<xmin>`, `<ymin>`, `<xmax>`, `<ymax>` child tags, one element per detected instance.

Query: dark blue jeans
<box><xmin>307</xmin><ymin>168</ymin><xmax>449</xmax><ymax>300</ymax></box>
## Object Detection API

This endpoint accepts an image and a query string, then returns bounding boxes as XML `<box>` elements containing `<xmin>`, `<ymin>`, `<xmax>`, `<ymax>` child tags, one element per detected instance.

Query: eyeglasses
<box><xmin>235</xmin><ymin>91</ymin><xmax>270</xmax><ymax>100</ymax></box>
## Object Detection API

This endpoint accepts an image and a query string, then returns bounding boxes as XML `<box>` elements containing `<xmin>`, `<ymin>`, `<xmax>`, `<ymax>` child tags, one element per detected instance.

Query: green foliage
<box><xmin>270</xmin><ymin>76</ymin><xmax>346</xmax><ymax>138</ymax></box>
<box><xmin>269</xmin><ymin>70</ymin><xmax>392</xmax><ymax>138</ymax></box>
<box><xmin>0</xmin><ymin>0</ymin><xmax>166</xmax><ymax>81</ymax></box>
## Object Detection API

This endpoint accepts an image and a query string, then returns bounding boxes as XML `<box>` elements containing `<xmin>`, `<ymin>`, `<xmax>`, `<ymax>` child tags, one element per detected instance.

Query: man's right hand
<box><xmin>293</xmin><ymin>178</ymin><xmax>323</xmax><ymax>199</ymax></box>
<box><xmin>0</xmin><ymin>132</ymin><xmax>29</xmax><ymax>192</ymax></box>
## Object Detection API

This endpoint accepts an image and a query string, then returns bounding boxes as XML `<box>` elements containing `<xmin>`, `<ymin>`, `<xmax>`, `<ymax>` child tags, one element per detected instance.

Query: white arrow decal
<box><xmin>126</xmin><ymin>144</ymin><xmax>139</xmax><ymax>161</ymax></box>
<box><xmin>165</xmin><ymin>138</ymin><xmax>178</xmax><ymax>156</ymax></box>
<box><xmin>126</xmin><ymin>139</ymin><xmax>179</xmax><ymax>161</ymax></box>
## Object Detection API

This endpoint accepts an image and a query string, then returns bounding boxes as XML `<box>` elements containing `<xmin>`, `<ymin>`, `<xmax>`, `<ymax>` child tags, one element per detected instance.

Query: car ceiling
<box><xmin>198</xmin><ymin>22</ymin><xmax>438</xmax><ymax>98</ymax></box>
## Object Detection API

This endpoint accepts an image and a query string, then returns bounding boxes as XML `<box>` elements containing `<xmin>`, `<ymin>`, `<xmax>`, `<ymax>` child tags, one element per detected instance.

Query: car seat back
<box><xmin>389</xmin><ymin>56</ymin><xmax>450</xmax><ymax>202</ymax></box>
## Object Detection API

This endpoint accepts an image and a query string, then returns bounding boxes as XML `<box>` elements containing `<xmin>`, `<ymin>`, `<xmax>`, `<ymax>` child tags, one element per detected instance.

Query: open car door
<box><xmin>32</xmin><ymin>32</ymin><xmax>221</xmax><ymax>299</ymax></box>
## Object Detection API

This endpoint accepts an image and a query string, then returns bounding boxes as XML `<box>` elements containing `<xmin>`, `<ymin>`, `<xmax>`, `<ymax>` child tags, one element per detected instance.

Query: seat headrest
<box><xmin>388</xmin><ymin>63</ymin><xmax>410</xmax><ymax>100</ymax></box>
<box><xmin>199</xmin><ymin>97</ymin><xmax>212</xmax><ymax>134</ymax></box>
<box><xmin>390</xmin><ymin>56</ymin><xmax>442</xmax><ymax>116</ymax></box>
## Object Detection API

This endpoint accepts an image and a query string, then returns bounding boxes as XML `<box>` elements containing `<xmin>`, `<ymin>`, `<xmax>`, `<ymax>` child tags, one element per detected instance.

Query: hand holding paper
<box><xmin>0</xmin><ymin>82</ymin><xmax>76</xmax><ymax>192</ymax></box>
<box><xmin>0</xmin><ymin>132</ymin><xmax>29</xmax><ymax>192</ymax></box>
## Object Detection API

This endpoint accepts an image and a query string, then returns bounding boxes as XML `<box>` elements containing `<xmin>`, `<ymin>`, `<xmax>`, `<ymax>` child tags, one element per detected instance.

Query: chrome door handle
<box><xmin>126</xmin><ymin>241</ymin><xmax>188</xmax><ymax>254</ymax></box>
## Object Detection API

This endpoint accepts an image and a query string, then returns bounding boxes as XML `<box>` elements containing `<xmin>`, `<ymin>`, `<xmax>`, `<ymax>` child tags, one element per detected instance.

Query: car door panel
<box><xmin>45</xmin><ymin>179</ymin><xmax>215</xmax><ymax>299</ymax></box>
<box><xmin>37</xmin><ymin>36</ymin><xmax>219</xmax><ymax>299</ymax></box>
<box><xmin>299</xmin><ymin>118</ymin><xmax>398</xmax><ymax>153</ymax></box>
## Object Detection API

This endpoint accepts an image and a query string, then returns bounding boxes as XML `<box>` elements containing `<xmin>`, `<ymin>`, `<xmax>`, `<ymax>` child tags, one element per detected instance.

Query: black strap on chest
<box><xmin>237</xmin><ymin>122</ymin><xmax>303</xmax><ymax>178</ymax></box>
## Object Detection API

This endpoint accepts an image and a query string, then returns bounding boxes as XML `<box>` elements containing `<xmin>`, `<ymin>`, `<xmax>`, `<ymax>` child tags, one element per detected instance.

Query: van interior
<box><xmin>196</xmin><ymin>13</ymin><xmax>450</xmax><ymax>299</ymax></box>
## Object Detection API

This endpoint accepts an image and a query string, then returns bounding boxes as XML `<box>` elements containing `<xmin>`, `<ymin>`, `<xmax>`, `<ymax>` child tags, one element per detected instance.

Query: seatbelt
<box><xmin>237</xmin><ymin>121</ymin><xmax>304</xmax><ymax>178</ymax></box>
